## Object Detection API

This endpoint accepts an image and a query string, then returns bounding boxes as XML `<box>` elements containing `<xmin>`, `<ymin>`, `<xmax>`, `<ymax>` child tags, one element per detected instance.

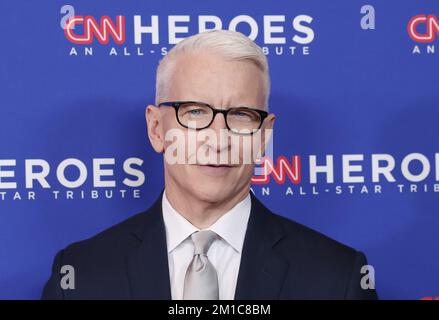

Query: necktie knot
<box><xmin>191</xmin><ymin>230</ymin><xmax>218</xmax><ymax>255</ymax></box>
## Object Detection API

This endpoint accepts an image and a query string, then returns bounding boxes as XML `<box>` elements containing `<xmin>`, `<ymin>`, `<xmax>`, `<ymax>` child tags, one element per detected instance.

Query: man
<box><xmin>42</xmin><ymin>30</ymin><xmax>378</xmax><ymax>300</ymax></box>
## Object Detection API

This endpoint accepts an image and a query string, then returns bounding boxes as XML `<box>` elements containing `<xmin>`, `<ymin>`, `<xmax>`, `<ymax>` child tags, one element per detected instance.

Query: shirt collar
<box><xmin>162</xmin><ymin>191</ymin><xmax>199</xmax><ymax>253</ymax></box>
<box><xmin>161</xmin><ymin>191</ymin><xmax>251</xmax><ymax>254</ymax></box>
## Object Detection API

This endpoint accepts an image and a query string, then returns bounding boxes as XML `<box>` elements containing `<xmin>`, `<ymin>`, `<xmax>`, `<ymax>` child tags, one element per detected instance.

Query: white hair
<box><xmin>155</xmin><ymin>29</ymin><xmax>270</xmax><ymax>108</ymax></box>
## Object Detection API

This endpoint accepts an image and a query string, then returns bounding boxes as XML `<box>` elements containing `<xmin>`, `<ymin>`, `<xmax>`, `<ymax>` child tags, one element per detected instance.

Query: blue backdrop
<box><xmin>1</xmin><ymin>1</ymin><xmax>438</xmax><ymax>299</ymax></box>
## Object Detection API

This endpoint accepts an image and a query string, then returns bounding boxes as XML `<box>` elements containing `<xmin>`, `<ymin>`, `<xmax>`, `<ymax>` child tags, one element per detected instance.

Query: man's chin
<box><xmin>188</xmin><ymin>184</ymin><xmax>233</xmax><ymax>204</ymax></box>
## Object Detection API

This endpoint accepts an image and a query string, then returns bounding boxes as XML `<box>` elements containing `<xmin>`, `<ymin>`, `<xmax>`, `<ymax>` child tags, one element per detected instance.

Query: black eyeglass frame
<box><xmin>157</xmin><ymin>101</ymin><xmax>269</xmax><ymax>135</ymax></box>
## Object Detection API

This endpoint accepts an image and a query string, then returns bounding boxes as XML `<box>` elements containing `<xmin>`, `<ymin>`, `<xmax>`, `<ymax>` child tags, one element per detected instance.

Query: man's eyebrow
<box><xmin>188</xmin><ymin>101</ymin><xmax>261</xmax><ymax>108</ymax></box>
<box><xmin>233</xmin><ymin>103</ymin><xmax>263</xmax><ymax>108</ymax></box>
<box><xmin>221</xmin><ymin>103</ymin><xmax>259</xmax><ymax>108</ymax></box>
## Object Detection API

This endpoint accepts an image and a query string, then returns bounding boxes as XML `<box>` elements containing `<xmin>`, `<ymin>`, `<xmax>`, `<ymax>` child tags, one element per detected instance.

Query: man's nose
<box><xmin>209</xmin><ymin>111</ymin><xmax>228</xmax><ymax>132</ymax></box>
<box><xmin>205</xmin><ymin>111</ymin><xmax>230</xmax><ymax>153</ymax></box>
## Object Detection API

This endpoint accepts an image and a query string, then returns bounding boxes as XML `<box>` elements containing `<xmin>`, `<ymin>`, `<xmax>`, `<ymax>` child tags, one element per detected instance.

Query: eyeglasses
<box><xmin>158</xmin><ymin>101</ymin><xmax>269</xmax><ymax>135</ymax></box>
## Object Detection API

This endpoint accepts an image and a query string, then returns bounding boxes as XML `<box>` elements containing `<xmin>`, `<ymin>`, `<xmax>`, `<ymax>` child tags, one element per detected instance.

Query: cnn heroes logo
<box><xmin>60</xmin><ymin>5</ymin><xmax>314</xmax><ymax>57</ymax></box>
<box><xmin>408</xmin><ymin>14</ymin><xmax>439</xmax><ymax>55</ymax></box>
<box><xmin>250</xmin><ymin>152</ymin><xmax>439</xmax><ymax>196</ymax></box>
<box><xmin>0</xmin><ymin>157</ymin><xmax>144</xmax><ymax>201</ymax></box>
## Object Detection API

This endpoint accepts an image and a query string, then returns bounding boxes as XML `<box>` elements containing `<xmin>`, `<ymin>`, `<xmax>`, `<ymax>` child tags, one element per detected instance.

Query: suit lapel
<box><xmin>125</xmin><ymin>192</ymin><xmax>172</xmax><ymax>299</ymax></box>
<box><xmin>234</xmin><ymin>193</ymin><xmax>290</xmax><ymax>299</ymax></box>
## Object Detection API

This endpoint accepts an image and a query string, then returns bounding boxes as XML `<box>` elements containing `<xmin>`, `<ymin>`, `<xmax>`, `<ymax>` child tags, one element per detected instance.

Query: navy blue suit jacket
<box><xmin>42</xmin><ymin>192</ymin><xmax>378</xmax><ymax>299</ymax></box>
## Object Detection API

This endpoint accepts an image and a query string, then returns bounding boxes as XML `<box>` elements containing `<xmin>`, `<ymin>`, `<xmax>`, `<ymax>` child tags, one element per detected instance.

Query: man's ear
<box><xmin>145</xmin><ymin>105</ymin><xmax>165</xmax><ymax>153</ymax></box>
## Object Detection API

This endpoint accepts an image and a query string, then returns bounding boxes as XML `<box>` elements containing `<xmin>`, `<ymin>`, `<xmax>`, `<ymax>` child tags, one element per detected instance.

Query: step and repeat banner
<box><xmin>0</xmin><ymin>1</ymin><xmax>438</xmax><ymax>299</ymax></box>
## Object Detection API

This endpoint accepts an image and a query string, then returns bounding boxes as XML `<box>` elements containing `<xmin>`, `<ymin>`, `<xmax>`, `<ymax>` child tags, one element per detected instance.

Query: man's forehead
<box><xmin>162</xmin><ymin>91</ymin><xmax>264</xmax><ymax>109</ymax></box>
<box><xmin>165</xmin><ymin>52</ymin><xmax>266</xmax><ymax>108</ymax></box>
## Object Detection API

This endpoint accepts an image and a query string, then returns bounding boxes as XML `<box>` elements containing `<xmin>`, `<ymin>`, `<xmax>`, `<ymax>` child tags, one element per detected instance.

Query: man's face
<box><xmin>147</xmin><ymin>50</ymin><xmax>274</xmax><ymax>203</ymax></box>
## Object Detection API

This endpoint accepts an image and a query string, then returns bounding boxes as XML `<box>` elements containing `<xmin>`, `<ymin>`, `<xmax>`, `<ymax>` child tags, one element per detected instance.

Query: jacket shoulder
<box><xmin>62</xmin><ymin>209</ymin><xmax>150</xmax><ymax>258</ymax></box>
<box><xmin>264</xmin><ymin>210</ymin><xmax>376</xmax><ymax>299</ymax></box>
<box><xmin>270</xmin><ymin>211</ymin><xmax>358</xmax><ymax>256</ymax></box>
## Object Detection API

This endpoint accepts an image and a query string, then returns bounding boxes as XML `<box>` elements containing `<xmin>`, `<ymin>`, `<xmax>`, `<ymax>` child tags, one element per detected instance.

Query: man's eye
<box><xmin>188</xmin><ymin>108</ymin><xmax>206</xmax><ymax>115</ymax></box>
<box><xmin>235</xmin><ymin>111</ymin><xmax>249</xmax><ymax>117</ymax></box>
<box><xmin>230</xmin><ymin>110</ymin><xmax>257</xmax><ymax>121</ymax></box>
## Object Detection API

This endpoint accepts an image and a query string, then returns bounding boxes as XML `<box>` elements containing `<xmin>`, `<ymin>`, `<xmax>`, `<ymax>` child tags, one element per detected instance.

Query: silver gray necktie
<box><xmin>183</xmin><ymin>230</ymin><xmax>219</xmax><ymax>300</ymax></box>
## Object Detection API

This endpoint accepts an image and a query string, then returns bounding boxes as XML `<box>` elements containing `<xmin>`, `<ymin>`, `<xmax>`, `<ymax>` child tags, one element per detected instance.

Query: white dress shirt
<box><xmin>161</xmin><ymin>191</ymin><xmax>251</xmax><ymax>300</ymax></box>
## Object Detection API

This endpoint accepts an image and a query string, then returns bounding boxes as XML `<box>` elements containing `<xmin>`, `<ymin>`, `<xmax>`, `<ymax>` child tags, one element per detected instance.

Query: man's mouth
<box><xmin>194</xmin><ymin>163</ymin><xmax>238</xmax><ymax>175</ymax></box>
<box><xmin>204</xmin><ymin>164</ymin><xmax>235</xmax><ymax>168</ymax></box>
